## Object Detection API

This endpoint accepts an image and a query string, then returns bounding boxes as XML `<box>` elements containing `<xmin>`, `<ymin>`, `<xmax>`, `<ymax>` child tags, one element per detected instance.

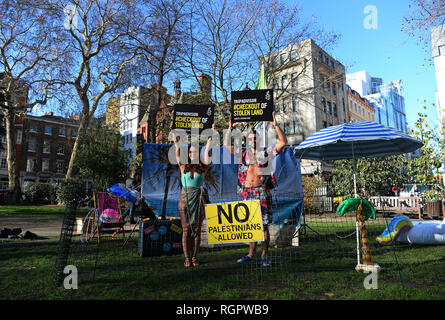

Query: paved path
<box><xmin>0</xmin><ymin>216</ymin><xmax>140</xmax><ymax>239</ymax></box>
<box><xmin>0</xmin><ymin>216</ymin><xmax>64</xmax><ymax>238</ymax></box>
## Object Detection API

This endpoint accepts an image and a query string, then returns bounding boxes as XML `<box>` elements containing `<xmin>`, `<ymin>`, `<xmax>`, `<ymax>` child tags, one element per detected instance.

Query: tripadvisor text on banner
<box><xmin>205</xmin><ymin>200</ymin><xmax>264</xmax><ymax>244</ymax></box>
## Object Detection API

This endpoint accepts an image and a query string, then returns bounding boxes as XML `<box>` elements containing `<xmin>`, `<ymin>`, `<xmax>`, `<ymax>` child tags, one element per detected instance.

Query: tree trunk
<box><xmin>65</xmin><ymin>104</ymin><xmax>89</xmax><ymax>180</ymax></box>
<box><xmin>4</xmin><ymin>108</ymin><xmax>21</xmax><ymax>204</ymax></box>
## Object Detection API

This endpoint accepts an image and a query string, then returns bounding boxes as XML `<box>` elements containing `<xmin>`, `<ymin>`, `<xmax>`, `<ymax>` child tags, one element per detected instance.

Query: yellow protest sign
<box><xmin>204</xmin><ymin>200</ymin><xmax>264</xmax><ymax>244</ymax></box>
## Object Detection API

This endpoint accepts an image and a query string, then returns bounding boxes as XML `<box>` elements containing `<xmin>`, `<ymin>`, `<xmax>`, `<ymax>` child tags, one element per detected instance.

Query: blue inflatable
<box><xmin>397</xmin><ymin>219</ymin><xmax>445</xmax><ymax>245</ymax></box>
<box><xmin>108</xmin><ymin>183</ymin><xmax>140</xmax><ymax>204</ymax></box>
<box><xmin>376</xmin><ymin>215</ymin><xmax>413</xmax><ymax>245</ymax></box>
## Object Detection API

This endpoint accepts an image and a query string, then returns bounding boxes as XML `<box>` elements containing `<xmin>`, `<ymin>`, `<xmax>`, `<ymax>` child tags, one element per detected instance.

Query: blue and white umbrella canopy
<box><xmin>294</xmin><ymin>122</ymin><xmax>423</xmax><ymax>161</ymax></box>
<box><xmin>293</xmin><ymin>121</ymin><xmax>423</xmax><ymax>271</ymax></box>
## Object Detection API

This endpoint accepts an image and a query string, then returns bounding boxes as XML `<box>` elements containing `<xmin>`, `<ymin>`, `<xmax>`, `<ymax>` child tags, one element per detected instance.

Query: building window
<box><xmin>323</xmin><ymin>121</ymin><xmax>328</xmax><ymax>128</ymax></box>
<box><xmin>272</xmin><ymin>55</ymin><xmax>279</xmax><ymax>68</ymax></box>
<box><xmin>273</xmin><ymin>78</ymin><xmax>278</xmax><ymax>90</ymax></box>
<box><xmin>321</xmin><ymin>97</ymin><xmax>326</xmax><ymax>112</ymax></box>
<box><xmin>28</xmin><ymin>138</ymin><xmax>36</xmax><ymax>152</ymax></box>
<box><xmin>59</xmin><ymin>128</ymin><xmax>66</xmax><ymax>136</ymax></box>
<box><xmin>42</xmin><ymin>159</ymin><xmax>50</xmax><ymax>172</ymax></box>
<box><xmin>291</xmin><ymin>73</ymin><xmax>298</xmax><ymax>88</ymax></box>
<box><xmin>26</xmin><ymin>158</ymin><xmax>36</xmax><ymax>172</ymax></box>
<box><xmin>56</xmin><ymin>161</ymin><xmax>64</xmax><ymax>174</ymax></box>
<box><xmin>57</xmin><ymin>144</ymin><xmax>65</xmax><ymax>155</ymax></box>
<box><xmin>72</xmin><ymin>130</ymin><xmax>77</xmax><ymax>138</ymax></box>
<box><xmin>44</xmin><ymin>126</ymin><xmax>52</xmax><ymax>135</ymax></box>
<box><xmin>328</xmin><ymin>101</ymin><xmax>332</xmax><ymax>115</ymax></box>
<box><xmin>283</xmin><ymin>98</ymin><xmax>290</xmax><ymax>113</ymax></box>
<box><xmin>280</xmin><ymin>53</ymin><xmax>287</xmax><ymax>65</ymax></box>
<box><xmin>30</xmin><ymin>124</ymin><xmax>38</xmax><ymax>133</ymax></box>
<box><xmin>43</xmin><ymin>141</ymin><xmax>50</xmax><ymax>154</ymax></box>
<box><xmin>0</xmin><ymin>152</ymin><xmax>7</xmax><ymax>169</ymax></box>
<box><xmin>293</xmin><ymin>120</ymin><xmax>299</xmax><ymax>133</ymax></box>
<box><xmin>333</xmin><ymin>103</ymin><xmax>337</xmax><ymax>117</ymax></box>
<box><xmin>281</xmin><ymin>75</ymin><xmax>288</xmax><ymax>89</ymax></box>
<box><xmin>290</xmin><ymin>49</ymin><xmax>297</xmax><ymax>61</ymax></box>
<box><xmin>292</xmin><ymin>97</ymin><xmax>299</xmax><ymax>112</ymax></box>
<box><xmin>318</xmin><ymin>51</ymin><xmax>323</xmax><ymax>61</ymax></box>
<box><xmin>284</xmin><ymin>122</ymin><xmax>291</xmax><ymax>134</ymax></box>
<box><xmin>332</xmin><ymin>83</ymin><xmax>336</xmax><ymax>95</ymax></box>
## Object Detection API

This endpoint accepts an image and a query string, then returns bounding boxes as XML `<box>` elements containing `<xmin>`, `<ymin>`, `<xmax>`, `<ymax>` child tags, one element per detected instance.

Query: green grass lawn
<box><xmin>0</xmin><ymin>205</ymin><xmax>89</xmax><ymax>217</ymax></box>
<box><xmin>1</xmin><ymin>210</ymin><xmax>444</xmax><ymax>300</ymax></box>
<box><xmin>1</xmin><ymin>230</ymin><xmax>445</xmax><ymax>300</ymax></box>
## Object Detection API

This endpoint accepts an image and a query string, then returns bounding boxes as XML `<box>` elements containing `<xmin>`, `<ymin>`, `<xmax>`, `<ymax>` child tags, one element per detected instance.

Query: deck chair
<box><xmin>80</xmin><ymin>192</ymin><xmax>127</xmax><ymax>243</ymax></box>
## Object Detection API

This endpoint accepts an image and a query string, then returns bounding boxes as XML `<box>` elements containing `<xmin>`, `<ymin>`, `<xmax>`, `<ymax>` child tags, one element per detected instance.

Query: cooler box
<box><xmin>138</xmin><ymin>219</ymin><xmax>183</xmax><ymax>257</ymax></box>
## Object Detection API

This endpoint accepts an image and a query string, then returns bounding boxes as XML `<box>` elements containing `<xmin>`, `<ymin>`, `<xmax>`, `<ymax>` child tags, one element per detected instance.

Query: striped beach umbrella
<box><xmin>293</xmin><ymin>121</ymin><xmax>423</xmax><ymax>271</ymax></box>
<box><xmin>294</xmin><ymin>122</ymin><xmax>423</xmax><ymax>196</ymax></box>
<box><xmin>294</xmin><ymin>121</ymin><xmax>423</xmax><ymax>161</ymax></box>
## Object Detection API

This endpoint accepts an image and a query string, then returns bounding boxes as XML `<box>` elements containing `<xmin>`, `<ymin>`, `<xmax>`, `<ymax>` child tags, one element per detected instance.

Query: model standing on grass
<box><xmin>224</xmin><ymin>112</ymin><xmax>287</xmax><ymax>267</ymax></box>
<box><xmin>171</xmin><ymin>123</ymin><xmax>215</xmax><ymax>268</ymax></box>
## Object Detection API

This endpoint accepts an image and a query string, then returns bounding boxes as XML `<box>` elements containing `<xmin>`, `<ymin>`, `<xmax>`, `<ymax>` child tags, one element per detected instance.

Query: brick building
<box><xmin>346</xmin><ymin>85</ymin><xmax>375</xmax><ymax>123</ymax></box>
<box><xmin>19</xmin><ymin>113</ymin><xmax>80</xmax><ymax>190</ymax></box>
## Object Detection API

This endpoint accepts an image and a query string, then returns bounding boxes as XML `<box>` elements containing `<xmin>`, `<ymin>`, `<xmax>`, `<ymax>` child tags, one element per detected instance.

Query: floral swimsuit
<box><xmin>237</xmin><ymin>147</ymin><xmax>278</xmax><ymax>226</ymax></box>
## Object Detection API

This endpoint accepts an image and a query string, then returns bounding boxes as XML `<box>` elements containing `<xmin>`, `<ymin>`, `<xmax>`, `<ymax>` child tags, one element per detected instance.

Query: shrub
<box><xmin>24</xmin><ymin>183</ymin><xmax>55</xmax><ymax>204</ymax></box>
<box><xmin>56</xmin><ymin>179</ymin><xmax>86</xmax><ymax>208</ymax></box>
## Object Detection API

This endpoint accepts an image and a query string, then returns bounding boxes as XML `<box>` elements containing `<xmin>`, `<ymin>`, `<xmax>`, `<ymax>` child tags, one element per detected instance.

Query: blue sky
<box><xmin>294</xmin><ymin>0</ymin><xmax>439</xmax><ymax>130</ymax></box>
<box><xmin>33</xmin><ymin>0</ymin><xmax>439</xmax><ymax>132</ymax></box>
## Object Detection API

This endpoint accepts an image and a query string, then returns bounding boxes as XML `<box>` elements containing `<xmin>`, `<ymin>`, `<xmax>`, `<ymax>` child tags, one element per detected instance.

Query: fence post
<box><xmin>53</xmin><ymin>203</ymin><xmax>78</xmax><ymax>287</ymax></box>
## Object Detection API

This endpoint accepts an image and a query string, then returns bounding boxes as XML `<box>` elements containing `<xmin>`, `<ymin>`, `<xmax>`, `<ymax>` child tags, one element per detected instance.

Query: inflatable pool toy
<box><xmin>336</xmin><ymin>198</ymin><xmax>376</xmax><ymax>221</ymax></box>
<box><xmin>376</xmin><ymin>214</ymin><xmax>413</xmax><ymax>245</ymax></box>
<box><xmin>397</xmin><ymin>219</ymin><xmax>445</xmax><ymax>245</ymax></box>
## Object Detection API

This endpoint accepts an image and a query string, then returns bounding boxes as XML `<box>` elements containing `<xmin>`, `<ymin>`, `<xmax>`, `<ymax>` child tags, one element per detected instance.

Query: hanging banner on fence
<box><xmin>172</xmin><ymin>104</ymin><xmax>214</xmax><ymax>132</ymax></box>
<box><xmin>205</xmin><ymin>200</ymin><xmax>264</xmax><ymax>244</ymax></box>
<box><xmin>231</xmin><ymin>89</ymin><xmax>273</xmax><ymax>123</ymax></box>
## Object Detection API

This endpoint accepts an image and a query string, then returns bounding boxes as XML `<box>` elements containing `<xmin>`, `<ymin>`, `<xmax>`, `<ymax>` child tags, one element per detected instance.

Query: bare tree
<box><xmin>0</xmin><ymin>0</ymin><xmax>60</xmax><ymax>203</ymax></box>
<box><xmin>46</xmin><ymin>0</ymin><xmax>147</xmax><ymax>180</ymax></box>
<box><xmin>181</xmin><ymin>0</ymin><xmax>262</xmax><ymax>118</ymax></box>
<box><xmin>247</xmin><ymin>0</ymin><xmax>339</xmax><ymax>116</ymax></box>
<box><xmin>403</xmin><ymin>0</ymin><xmax>445</xmax><ymax>51</ymax></box>
<box><xmin>127</xmin><ymin>0</ymin><xmax>191</xmax><ymax>143</ymax></box>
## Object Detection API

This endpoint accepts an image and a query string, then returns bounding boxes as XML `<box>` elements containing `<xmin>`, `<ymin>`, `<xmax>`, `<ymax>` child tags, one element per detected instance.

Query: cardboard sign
<box><xmin>172</xmin><ymin>104</ymin><xmax>214</xmax><ymax>132</ymax></box>
<box><xmin>205</xmin><ymin>200</ymin><xmax>264</xmax><ymax>244</ymax></box>
<box><xmin>231</xmin><ymin>89</ymin><xmax>273</xmax><ymax>123</ymax></box>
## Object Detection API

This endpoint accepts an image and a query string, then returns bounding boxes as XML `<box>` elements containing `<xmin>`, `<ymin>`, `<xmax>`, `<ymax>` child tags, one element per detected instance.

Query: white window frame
<box><xmin>28</xmin><ymin>138</ymin><xmax>36</xmax><ymax>152</ymax></box>
<box><xmin>43</xmin><ymin>141</ymin><xmax>50</xmax><ymax>154</ymax></box>
<box><xmin>42</xmin><ymin>159</ymin><xmax>50</xmax><ymax>172</ymax></box>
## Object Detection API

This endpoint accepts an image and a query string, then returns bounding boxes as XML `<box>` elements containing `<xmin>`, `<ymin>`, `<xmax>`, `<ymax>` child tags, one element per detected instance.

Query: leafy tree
<box><xmin>405</xmin><ymin>110</ymin><xmax>444</xmax><ymax>199</ymax></box>
<box><xmin>330</xmin><ymin>155</ymin><xmax>409</xmax><ymax>199</ymax></box>
<box><xmin>74</xmin><ymin>122</ymin><xmax>132</xmax><ymax>192</ymax></box>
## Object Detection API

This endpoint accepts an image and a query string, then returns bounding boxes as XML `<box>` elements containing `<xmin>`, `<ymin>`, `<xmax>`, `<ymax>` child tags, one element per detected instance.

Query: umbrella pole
<box><xmin>352</xmin><ymin>145</ymin><xmax>361</xmax><ymax>267</ymax></box>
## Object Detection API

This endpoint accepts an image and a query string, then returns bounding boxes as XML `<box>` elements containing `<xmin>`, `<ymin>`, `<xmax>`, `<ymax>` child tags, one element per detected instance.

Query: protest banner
<box><xmin>172</xmin><ymin>104</ymin><xmax>214</xmax><ymax>132</ymax></box>
<box><xmin>231</xmin><ymin>89</ymin><xmax>273</xmax><ymax>122</ymax></box>
<box><xmin>205</xmin><ymin>200</ymin><xmax>264</xmax><ymax>244</ymax></box>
